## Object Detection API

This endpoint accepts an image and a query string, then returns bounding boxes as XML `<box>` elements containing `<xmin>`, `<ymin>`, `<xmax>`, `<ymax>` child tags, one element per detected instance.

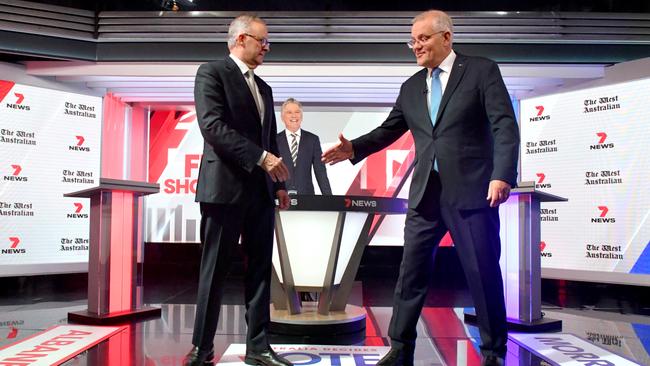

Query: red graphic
<box><xmin>74</xmin><ymin>202</ymin><xmax>83</xmax><ymax>213</ymax></box>
<box><xmin>9</xmin><ymin>237</ymin><xmax>20</xmax><ymax>248</ymax></box>
<box><xmin>75</xmin><ymin>135</ymin><xmax>85</xmax><ymax>146</ymax></box>
<box><xmin>11</xmin><ymin>164</ymin><xmax>21</xmax><ymax>175</ymax></box>
<box><xmin>14</xmin><ymin>92</ymin><xmax>24</xmax><ymax>104</ymax></box>
<box><xmin>535</xmin><ymin>105</ymin><xmax>544</xmax><ymax>116</ymax></box>
<box><xmin>344</xmin><ymin>198</ymin><xmax>351</xmax><ymax>208</ymax></box>
<box><xmin>0</xmin><ymin>80</ymin><xmax>15</xmax><ymax>102</ymax></box>
<box><xmin>6</xmin><ymin>327</ymin><xmax>18</xmax><ymax>339</ymax></box>
<box><xmin>598</xmin><ymin>206</ymin><xmax>609</xmax><ymax>217</ymax></box>
<box><xmin>596</xmin><ymin>132</ymin><xmax>607</xmax><ymax>144</ymax></box>
<box><xmin>540</xmin><ymin>241</ymin><xmax>546</xmax><ymax>251</ymax></box>
<box><xmin>149</xmin><ymin>110</ymin><xmax>191</xmax><ymax>183</ymax></box>
<box><xmin>536</xmin><ymin>173</ymin><xmax>546</xmax><ymax>183</ymax></box>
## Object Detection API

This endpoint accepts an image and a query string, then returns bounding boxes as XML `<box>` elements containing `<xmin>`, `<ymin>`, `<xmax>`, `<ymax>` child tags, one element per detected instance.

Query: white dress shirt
<box><xmin>426</xmin><ymin>50</ymin><xmax>456</xmax><ymax>113</ymax></box>
<box><xmin>229</xmin><ymin>54</ymin><xmax>267</xmax><ymax>166</ymax></box>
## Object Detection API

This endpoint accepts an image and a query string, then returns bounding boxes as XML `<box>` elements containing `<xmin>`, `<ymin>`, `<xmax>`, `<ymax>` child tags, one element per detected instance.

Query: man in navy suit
<box><xmin>185</xmin><ymin>14</ymin><xmax>292</xmax><ymax>366</ymax></box>
<box><xmin>322</xmin><ymin>10</ymin><xmax>519</xmax><ymax>366</ymax></box>
<box><xmin>276</xmin><ymin>98</ymin><xmax>332</xmax><ymax>195</ymax></box>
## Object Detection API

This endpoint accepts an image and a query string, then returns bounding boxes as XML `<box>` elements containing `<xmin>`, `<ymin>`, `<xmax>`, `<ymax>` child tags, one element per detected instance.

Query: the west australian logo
<box><xmin>591</xmin><ymin>206</ymin><xmax>615</xmax><ymax>223</ymax></box>
<box><xmin>529</xmin><ymin>105</ymin><xmax>550</xmax><ymax>122</ymax></box>
<box><xmin>5</xmin><ymin>92</ymin><xmax>30</xmax><ymax>111</ymax></box>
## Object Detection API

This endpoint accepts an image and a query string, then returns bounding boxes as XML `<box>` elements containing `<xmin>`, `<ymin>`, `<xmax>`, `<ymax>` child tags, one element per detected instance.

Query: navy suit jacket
<box><xmin>194</xmin><ymin>56</ymin><xmax>284</xmax><ymax>204</ymax></box>
<box><xmin>277</xmin><ymin>129</ymin><xmax>332</xmax><ymax>195</ymax></box>
<box><xmin>352</xmin><ymin>53</ymin><xmax>520</xmax><ymax>210</ymax></box>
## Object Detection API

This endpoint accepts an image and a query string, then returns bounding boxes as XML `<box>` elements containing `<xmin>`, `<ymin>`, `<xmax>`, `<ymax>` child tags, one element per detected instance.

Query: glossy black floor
<box><xmin>1</xmin><ymin>246</ymin><xmax>649</xmax><ymax>365</ymax></box>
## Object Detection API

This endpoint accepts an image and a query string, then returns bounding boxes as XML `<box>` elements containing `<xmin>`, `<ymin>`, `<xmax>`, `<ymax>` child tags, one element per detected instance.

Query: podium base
<box><xmin>464</xmin><ymin>309</ymin><xmax>562</xmax><ymax>332</ymax></box>
<box><xmin>68</xmin><ymin>306</ymin><xmax>161</xmax><ymax>325</ymax></box>
<box><xmin>270</xmin><ymin>303</ymin><xmax>366</xmax><ymax>336</ymax></box>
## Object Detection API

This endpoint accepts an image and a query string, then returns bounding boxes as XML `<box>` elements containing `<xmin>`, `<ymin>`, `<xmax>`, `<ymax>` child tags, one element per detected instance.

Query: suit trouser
<box><xmin>192</xmin><ymin>180</ymin><xmax>275</xmax><ymax>352</ymax></box>
<box><xmin>388</xmin><ymin>172</ymin><xmax>507</xmax><ymax>358</ymax></box>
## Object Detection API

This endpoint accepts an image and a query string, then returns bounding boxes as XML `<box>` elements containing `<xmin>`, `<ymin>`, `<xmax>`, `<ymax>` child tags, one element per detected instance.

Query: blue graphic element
<box><xmin>630</xmin><ymin>239</ymin><xmax>650</xmax><ymax>274</ymax></box>
<box><xmin>632</xmin><ymin>324</ymin><xmax>650</xmax><ymax>356</ymax></box>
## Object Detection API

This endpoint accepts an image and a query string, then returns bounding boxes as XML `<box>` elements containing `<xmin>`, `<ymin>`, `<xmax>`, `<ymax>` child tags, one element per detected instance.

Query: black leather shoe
<box><xmin>245</xmin><ymin>348</ymin><xmax>292</xmax><ymax>366</ymax></box>
<box><xmin>183</xmin><ymin>346</ymin><xmax>215</xmax><ymax>366</ymax></box>
<box><xmin>481</xmin><ymin>355</ymin><xmax>505</xmax><ymax>366</ymax></box>
<box><xmin>376</xmin><ymin>348</ymin><xmax>414</xmax><ymax>366</ymax></box>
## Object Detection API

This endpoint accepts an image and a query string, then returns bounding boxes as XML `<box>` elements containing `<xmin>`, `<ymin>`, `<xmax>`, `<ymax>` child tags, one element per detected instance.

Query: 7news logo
<box><xmin>5</xmin><ymin>92</ymin><xmax>30</xmax><ymax>111</ymax></box>
<box><xmin>2</xmin><ymin>237</ymin><xmax>25</xmax><ymax>255</ymax></box>
<box><xmin>529</xmin><ymin>105</ymin><xmax>550</xmax><ymax>122</ymax></box>
<box><xmin>591</xmin><ymin>206</ymin><xmax>615</xmax><ymax>223</ymax></box>
<box><xmin>344</xmin><ymin>198</ymin><xmax>377</xmax><ymax>208</ymax></box>
<box><xmin>540</xmin><ymin>241</ymin><xmax>552</xmax><ymax>258</ymax></box>
<box><xmin>589</xmin><ymin>132</ymin><xmax>614</xmax><ymax>150</ymax></box>
<box><xmin>67</xmin><ymin>202</ymin><xmax>88</xmax><ymax>219</ymax></box>
<box><xmin>3</xmin><ymin>164</ymin><xmax>27</xmax><ymax>182</ymax></box>
<box><xmin>535</xmin><ymin>172</ymin><xmax>551</xmax><ymax>189</ymax></box>
<box><xmin>68</xmin><ymin>135</ymin><xmax>90</xmax><ymax>152</ymax></box>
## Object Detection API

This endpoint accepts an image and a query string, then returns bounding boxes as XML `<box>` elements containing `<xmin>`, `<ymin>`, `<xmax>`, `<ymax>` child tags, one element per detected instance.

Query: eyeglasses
<box><xmin>243</xmin><ymin>33</ymin><xmax>270</xmax><ymax>47</ymax></box>
<box><xmin>407</xmin><ymin>30</ymin><xmax>445</xmax><ymax>49</ymax></box>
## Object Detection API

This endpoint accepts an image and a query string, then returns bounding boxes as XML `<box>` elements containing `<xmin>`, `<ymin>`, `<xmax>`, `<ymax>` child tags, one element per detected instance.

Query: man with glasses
<box><xmin>185</xmin><ymin>14</ymin><xmax>292</xmax><ymax>366</ymax></box>
<box><xmin>323</xmin><ymin>9</ymin><xmax>519</xmax><ymax>366</ymax></box>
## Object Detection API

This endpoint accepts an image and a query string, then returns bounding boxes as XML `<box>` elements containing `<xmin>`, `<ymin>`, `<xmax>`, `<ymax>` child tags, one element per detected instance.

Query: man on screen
<box><xmin>276</xmin><ymin>98</ymin><xmax>332</xmax><ymax>195</ymax></box>
<box><xmin>185</xmin><ymin>14</ymin><xmax>292</xmax><ymax>366</ymax></box>
<box><xmin>322</xmin><ymin>9</ymin><xmax>519</xmax><ymax>366</ymax></box>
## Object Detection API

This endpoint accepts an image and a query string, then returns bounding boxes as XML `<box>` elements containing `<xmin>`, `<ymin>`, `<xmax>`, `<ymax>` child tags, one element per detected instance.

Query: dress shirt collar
<box><xmin>229</xmin><ymin>53</ymin><xmax>252</xmax><ymax>75</ymax></box>
<box><xmin>429</xmin><ymin>50</ymin><xmax>456</xmax><ymax>77</ymax></box>
<box><xmin>285</xmin><ymin>129</ymin><xmax>301</xmax><ymax>138</ymax></box>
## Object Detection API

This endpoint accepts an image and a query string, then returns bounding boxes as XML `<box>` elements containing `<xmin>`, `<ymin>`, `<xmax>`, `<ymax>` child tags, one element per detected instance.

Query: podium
<box><xmin>270</xmin><ymin>195</ymin><xmax>408</xmax><ymax>335</ymax></box>
<box><xmin>65</xmin><ymin>178</ymin><xmax>161</xmax><ymax>324</ymax></box>
<box><xmin>464</xmin><ymin>182</ymin><xmax>567</xmax><ymax>332</ymax></box>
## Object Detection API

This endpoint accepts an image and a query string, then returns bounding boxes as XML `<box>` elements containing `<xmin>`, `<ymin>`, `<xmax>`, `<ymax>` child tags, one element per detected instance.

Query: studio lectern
<box><xmin>65</xmin><ymin>178</ymin><xmax>160</xmax><ymax>324</ymax></box>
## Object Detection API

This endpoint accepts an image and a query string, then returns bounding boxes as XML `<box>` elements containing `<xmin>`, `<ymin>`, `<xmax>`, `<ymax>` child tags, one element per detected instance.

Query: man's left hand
<box><xmin>486</xmin><ymin>180</ymin><xmax>511</xmax><ymax>208</ymax></box>
<box><xmin>276</xmin><ymin>189</ymin><xmax>290</xmax><ymax>209</ymax></box>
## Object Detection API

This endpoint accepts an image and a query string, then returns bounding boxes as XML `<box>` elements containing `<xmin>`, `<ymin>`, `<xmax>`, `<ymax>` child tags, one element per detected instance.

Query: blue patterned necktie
<box><xmin>429</xmin><ymin>67</ymin><xmax>442</xmax><ymax>126</ymax></box>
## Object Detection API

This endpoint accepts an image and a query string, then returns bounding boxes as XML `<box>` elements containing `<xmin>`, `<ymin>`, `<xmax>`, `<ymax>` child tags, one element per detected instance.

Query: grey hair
<box><xmin>227</xmin><ymin>14</ymin><xmax>265</xmax><ymax>48</ymax></box>
<box><xmin>282</xmin><ymin>98</ymin><xmax>303</xmax><ymax>112</ymax></box>
<box><xmin>413</xmin><ymin>10</ymin><xmax>454</xmax><ymax>39</ymax></box>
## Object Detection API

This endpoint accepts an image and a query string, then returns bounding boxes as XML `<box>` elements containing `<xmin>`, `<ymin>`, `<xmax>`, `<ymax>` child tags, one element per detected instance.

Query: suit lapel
<box><xmin>412</xmin><ymin>69</ymin><xmax>433</xmax><ymax>132</ymax></box>
<box><xmin>434</xmin><ymin>54</ymin><xmax>467</xmax><ymax>127</ymax></box>
<box><xmin>225</xmin><ymin>57</ymin><xmax>264</xmax><ymax>128</ymax></box>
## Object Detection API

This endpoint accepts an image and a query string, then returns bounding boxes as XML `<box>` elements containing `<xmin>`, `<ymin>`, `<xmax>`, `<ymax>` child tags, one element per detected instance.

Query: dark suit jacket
<box><xmin>194</xmin><ymin>57</ymin><xmax>284</xmax><ymax>204</ymax></box>
<box><xmin>352</xmin><ymin>53</ymin><xmax>520</xmax><ymax>210</ymax></box>
<box><xmin>276</xmin><ymin>130</ymin><xmax>332</xmax><ymax>195</ymax></box>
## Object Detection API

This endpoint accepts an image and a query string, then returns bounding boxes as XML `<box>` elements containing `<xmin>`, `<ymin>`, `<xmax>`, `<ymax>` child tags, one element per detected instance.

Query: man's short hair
<box><xmin>412</xmin><ymin>10</ymin><xmax>454</xmax><ymax>34</ymax></box>
<box><xmin>227</xmin><ymin>14</ymin><xmax>265</xmax><ymax>48</ymax></box>
<box><xmin>282</xmin><ymin>98</ymin><xmax>303</xmax><ymax>112</ymax></box>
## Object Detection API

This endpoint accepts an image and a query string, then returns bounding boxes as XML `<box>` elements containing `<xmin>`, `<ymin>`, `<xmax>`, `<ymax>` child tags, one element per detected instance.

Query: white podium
<box><xmin>270</xmin><ymin>195</ymin><xmax>407</xmax><ymax>335</ymax></box>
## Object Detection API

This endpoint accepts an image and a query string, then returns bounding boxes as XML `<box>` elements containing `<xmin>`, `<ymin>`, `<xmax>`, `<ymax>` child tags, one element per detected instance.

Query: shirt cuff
<box><xmin>257</xmin><ymin>151</ymin><xmax>268</xmax><ymax>166</ymax></box>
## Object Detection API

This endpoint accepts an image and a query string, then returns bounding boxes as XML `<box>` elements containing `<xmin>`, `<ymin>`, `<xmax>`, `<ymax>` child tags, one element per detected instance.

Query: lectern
<box><xmin>65</xmin><ymin>178</ymin><xmax>160</xmax><ymax>324</ymax></box>
<box><xmin>270</xmin><ymin>195</ymin><xmax>408</xmax><ymax>335</ymax></box>
<box><xmin>465</xmin><ymin>182</ymin><xmax>567</xmax><ymax>331</ymax></box>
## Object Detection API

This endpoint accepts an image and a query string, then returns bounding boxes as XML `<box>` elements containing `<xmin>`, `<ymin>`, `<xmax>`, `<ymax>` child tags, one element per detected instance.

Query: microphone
<box><xmin>423</xmin><ymin>87</ymin><xmax>428</xmax><ymax>94</ymax></box>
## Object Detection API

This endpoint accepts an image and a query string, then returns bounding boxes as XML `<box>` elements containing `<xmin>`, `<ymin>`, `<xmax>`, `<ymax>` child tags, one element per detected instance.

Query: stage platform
<box><xmin>0</xmin><ymin>272</ymin><xmax>648</xmax><ymax>365</ymax></box>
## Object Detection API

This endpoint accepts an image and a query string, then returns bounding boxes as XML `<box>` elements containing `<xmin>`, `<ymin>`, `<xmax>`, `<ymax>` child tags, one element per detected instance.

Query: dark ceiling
<box><xmin>25</xmin><ymin>0</ymin><xmax>650</xmax><ymax>12</ymax></box>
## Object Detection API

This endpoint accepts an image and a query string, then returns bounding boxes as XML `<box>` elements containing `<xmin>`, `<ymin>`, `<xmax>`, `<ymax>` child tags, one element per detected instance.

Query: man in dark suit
<box><xmin>276</xmin><ymin>98</ymin><xmax>332</xmax><ymax>195</ymax></box>
<box><xmin>184</xmin><ymin>14</ymin><xmax>292</xmax><ymax>366</ymax></box>
<box><xmin>322</xmin><ymin>10</ymin><xmax>519</xmax><ymax>366</ymax></box>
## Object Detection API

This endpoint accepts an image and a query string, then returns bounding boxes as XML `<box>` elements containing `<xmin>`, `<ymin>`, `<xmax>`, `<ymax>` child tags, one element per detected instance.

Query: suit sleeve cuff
<box><xmin>257</xmin><ymin>151</ymin><xmax>268</xmax><ymax>166</ymax></box>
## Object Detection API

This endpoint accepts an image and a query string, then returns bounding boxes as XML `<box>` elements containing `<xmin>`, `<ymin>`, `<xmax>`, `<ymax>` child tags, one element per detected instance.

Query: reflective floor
<box><xmin>0</xmin><ymin>275</ymin><xmax>649</xmax><ymax>365</ymax></box>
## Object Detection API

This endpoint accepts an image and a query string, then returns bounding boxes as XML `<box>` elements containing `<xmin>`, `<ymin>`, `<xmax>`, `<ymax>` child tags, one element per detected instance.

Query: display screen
<box><xmin>520</xmin><ymin>78</ymin><xmax>650</xmax><ymax>285</ymax></box>
<box><xmin>0</xmin><ymin>81</ymin><xmax>102</xmax><ymax>276</ymax></box>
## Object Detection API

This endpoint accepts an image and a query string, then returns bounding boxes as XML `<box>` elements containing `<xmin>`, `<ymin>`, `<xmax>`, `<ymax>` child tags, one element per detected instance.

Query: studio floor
<box><xmin>0</xmin><ymin>268</ymin><xmax>649</xmax><ymax>365</ymax></box>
